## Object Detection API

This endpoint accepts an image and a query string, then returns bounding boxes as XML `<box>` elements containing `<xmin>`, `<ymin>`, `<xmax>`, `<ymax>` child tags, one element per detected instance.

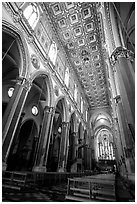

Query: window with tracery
<box><xmin>23</xmin><ymin>3</ymin><xmax>39</xmax><ymax>29</ymax></box>
<box><xmin>48</xmin><ymin>41</ymin><xmax>57</xmax><ymax>65</ymax></box>
<box><xmin>97</xmin><ymin>130</ymin><xmax>115</xmax><ymax>160</ymax></box>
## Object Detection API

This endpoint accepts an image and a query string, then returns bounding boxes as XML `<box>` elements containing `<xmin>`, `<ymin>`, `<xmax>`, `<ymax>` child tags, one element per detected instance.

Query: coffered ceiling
<box><xmin>43</xmin><ymin>2</ymin><xmax>110</xmax><ymax>108</ymax></box>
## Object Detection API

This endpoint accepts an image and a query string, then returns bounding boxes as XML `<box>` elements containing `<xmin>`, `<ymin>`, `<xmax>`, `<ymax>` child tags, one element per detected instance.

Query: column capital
<box><xmin>44</xmin><ymin>106</ymin><xmax>55</xmax><ymax>114</ymax></box>
<box><xmin>23</xmin><ymin>79</ymin><xmax>32</xmax><ymax>91</ymax></box>
<box><xmin>61</xmin><ymin>121</ymin><xmax>70</xmax><ymax>128</ymax></box>
<box><xmin>16</xmin><ymin>76</ymin><xmax>26</xmax><ymax>85</ymax></box>
<box><xmin>110</xmin><ymin>46</ymin><xmax>135</xmax><ymax>66</ymax></box>
<box><xmin>16</xmin><ymin>77</ymin><xmax>32</xmax><ymax>91</ymax></box>
<box><xmin>114</xmin><ymin>95</ymin><xmax>121</xmax><ymax>104</ymax></box>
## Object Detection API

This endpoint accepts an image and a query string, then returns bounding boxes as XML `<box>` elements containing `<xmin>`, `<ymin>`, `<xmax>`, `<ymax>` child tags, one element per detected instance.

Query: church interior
<box><xmin>2</xmin><ymin>2</ymin><xmax>135</xmax><ymax>202</ymax></box>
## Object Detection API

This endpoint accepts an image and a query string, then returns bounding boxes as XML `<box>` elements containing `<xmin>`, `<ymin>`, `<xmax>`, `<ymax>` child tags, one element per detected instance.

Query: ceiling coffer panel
<box><xmin>44</xmin><ymin>2</ymin><xmax>110</xmax><ymax>108</ymax></box>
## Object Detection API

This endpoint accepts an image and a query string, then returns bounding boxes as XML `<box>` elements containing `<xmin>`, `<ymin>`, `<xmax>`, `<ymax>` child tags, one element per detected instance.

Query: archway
<box><xmin>7</xmin><ymin>120</ymin><xmax>38</xmax><ymax>171</ymax></box>
<box><xmin>5</xmin><ymin>73</ymin><xmax>51</xmax><ymax>171</ymax></box>
<box><xmin>46</xmin><ymin>99</ymin><xmax>65</xmax><ymax>172</ymax></box>
<box><xmin>90</xmin><ymin>111</ymin><xmax>115</xmax><ymax>172</ymax></box>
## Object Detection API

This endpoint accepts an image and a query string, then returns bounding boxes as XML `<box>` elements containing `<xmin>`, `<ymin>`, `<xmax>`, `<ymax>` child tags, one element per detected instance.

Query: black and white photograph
<box><xmin>2</xmin><ymin>2</ymin><xmax>135</xmax><ymax>202</ymax></box>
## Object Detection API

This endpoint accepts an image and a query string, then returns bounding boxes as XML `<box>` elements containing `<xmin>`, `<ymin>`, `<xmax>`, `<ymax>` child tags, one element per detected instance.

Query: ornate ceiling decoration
<box><xmin>44</xmin><ymin>2</ymin><xmax>110</xmax><ymax>108</ymax></box>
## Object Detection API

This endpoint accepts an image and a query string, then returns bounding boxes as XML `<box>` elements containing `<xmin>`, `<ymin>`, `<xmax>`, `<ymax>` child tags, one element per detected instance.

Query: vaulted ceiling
<box><xmin>43</xmin><ymin>2</ymin><xmax>110</xmax><ymax>109</ymax></box>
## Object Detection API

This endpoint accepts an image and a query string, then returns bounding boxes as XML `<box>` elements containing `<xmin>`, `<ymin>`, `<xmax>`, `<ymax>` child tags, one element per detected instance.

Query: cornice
<box><xmin>104</xmin><ymin>2</ymin><xmax>116</xmax><ymax>50</ymax></box>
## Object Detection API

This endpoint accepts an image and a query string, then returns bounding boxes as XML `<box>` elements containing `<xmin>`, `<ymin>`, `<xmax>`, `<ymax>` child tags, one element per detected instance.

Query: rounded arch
<box><xmin>69</xmin><ymin>112</ymin><xmax>77</xmax><ymax>133</ymax></box>
<box><xmin>90</xmin><ymin>110</ymin><xmax>112</xmax><ymax>130</ymax></box>
<box><xmin>95</xmin><ymin>125</ymin><xmax>113</xmax><ymax>137</ymax></box>
<box><xmin>94</xmin><ymin>127</ymin><xmax>115</xmax><ymax>161</ymax></box>
<box><xmin>54</xmin><ymin>96</ymin><xmax>68</xmax><ymax>122</ymax></box>
<box><xmin>2</xmin><ymin>20</ymin><xmax>30</xmax><ymax>78</ymax></box>
<box><xmin>30</xmin><ymin>71</ymin><xmax>54</xmax><ymax>107</ymax></box>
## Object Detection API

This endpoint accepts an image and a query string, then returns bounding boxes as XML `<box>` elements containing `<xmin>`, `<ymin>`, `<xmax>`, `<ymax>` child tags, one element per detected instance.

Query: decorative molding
<box><xmin>104</xmin><ymin>2</ymin><xmax>115</xmax><ymax>50</ymax></box>
<box><xmin>22</xmin><ymin>79</ymin><xmax>32</xmax><ymax>91</ymax></box>
<box><xmin>110</xmin><ymin>46</ymin><xmax>135</xmax><ymax>66</ymax></box>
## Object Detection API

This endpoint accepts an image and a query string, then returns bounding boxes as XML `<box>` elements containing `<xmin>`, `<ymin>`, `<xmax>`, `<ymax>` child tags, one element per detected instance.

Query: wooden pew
<box><xmin>66</xmin><ymin>174</ymin><xmax>116</xmax><ymax>201</ymax></box>
<box><xmin>3</xmin><ymin>171</ymin><xmax>27</xmax><ymax>190</ymax></box>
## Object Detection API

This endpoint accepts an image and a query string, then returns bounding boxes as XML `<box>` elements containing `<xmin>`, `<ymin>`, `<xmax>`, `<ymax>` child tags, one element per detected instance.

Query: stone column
<box><xmin>110</xmin><ymin>47</ymin><xmax>135</xmax><ymax>126</ymax></box>
<box><xmin>116</xmin><ymin>96</ymin><xmax>133</xmax><ymax>174</ymax></box>
<box><xmin>2</xmin><ymin>78</ymin><xmax>31</xmax><ymax>170</ymax></box>
<box><xmin>58</xmin><ymin>122</ymin><xmax>70</xmax><ymax>172</ymax></box>
<box><xmin>34</xmin><ymin>106</ymin><xmax>55</xmax><ymax>172</ymax></box>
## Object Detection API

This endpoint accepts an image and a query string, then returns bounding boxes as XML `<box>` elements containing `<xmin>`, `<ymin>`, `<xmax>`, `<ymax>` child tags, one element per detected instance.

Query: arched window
<box><xmin>74</xmin><ymin>84</ymin><xmax>78</xmax><ymax>102</ymax></box>
<box><xmin>97</xmin><ymin>130</ymin><xmax>115</xmax><ymax>160</ymax></box>
<box><xmin>23</xmin><ymin>3</ymin><xmax>39</xmax><ymax>29</ymax></box>
<box><xmin>48</xmin><ymin>41</ymin><xmax>57</xmax><ymax>65</ymax></box>
<box><xmin>64</xmin><ymin>67</ymin><xmax>69</xmax><ymax>87</ymax></box>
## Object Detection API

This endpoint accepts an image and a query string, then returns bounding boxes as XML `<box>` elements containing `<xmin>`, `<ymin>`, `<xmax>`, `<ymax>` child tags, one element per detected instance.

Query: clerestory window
<box><xmin>23</xmin><ymin>3</ymin><xmax>39</xmax><ymax>29</ymax></box>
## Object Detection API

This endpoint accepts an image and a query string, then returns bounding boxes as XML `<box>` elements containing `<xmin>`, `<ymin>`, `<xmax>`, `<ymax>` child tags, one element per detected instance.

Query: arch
<box><xmin>94</xmin><ymin>128</ymin><xmax>115</xmax><ymax>161</ymax></box>
<box><xmin>30</xmin><ymin>71</ymin><xmax>54</xmax><ymax>107</ymax></box>
<box><xmin>54</xmin><ymin>96</ymin><xmax>68</xmax><ymax>122</ymax></box>
<box><xmin>95</xmin><ymin>126</ymin><xmax>113</xmax><ymax>137</ymax></box>
<box><xmin>46</xmin><ymin>97</ymin><xmax>68</xmax><ymax>172</ymax></box>
<box><xmin>69</xmin><ymin>112</ymin><xmax>77</xmax><ymax>133</ymax></box>
<box><xmin>2</xmin><ymin>20</ymin><xmax>29</xmax><ymax>78</ymax></box>
<box><xmin>90</xmin><ymin>110</ymin><xmax>112</xmax><ymax>130</ymax></box>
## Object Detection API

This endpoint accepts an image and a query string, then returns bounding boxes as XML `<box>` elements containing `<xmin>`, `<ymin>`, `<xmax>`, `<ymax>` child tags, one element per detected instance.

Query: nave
<box><xmin>2</xmin><ymin>2</ymin><xmax>135</xmax><ymax>202</ymax></box>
